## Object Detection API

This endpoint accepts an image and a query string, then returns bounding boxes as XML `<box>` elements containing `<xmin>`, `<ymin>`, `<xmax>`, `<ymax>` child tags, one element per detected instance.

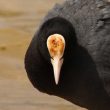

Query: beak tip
<box><xmin>51</xmin><ymin>58</ymin><xmax>64</xmax><ymax>86</ymax></box>
<box><xmin>55</xmin><ymin>81</ymin><xmax>59</xmax><ymax>85</ymax></box>
<box><xmin>55</xmin><ymin>78</ymin><xmax>59</xmax><ymax>85</ymax></box>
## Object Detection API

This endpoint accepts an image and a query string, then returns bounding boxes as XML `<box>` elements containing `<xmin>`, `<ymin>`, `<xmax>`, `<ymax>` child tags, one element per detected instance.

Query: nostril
<box><xmin>60</xmin><ymin>57</ymin><xmax>63</xmax><ymax>60</ymax></box>
<box><xmin>51</xmin><ymin>57</ymin><xmax>54</xmax><ymax>60</ymax></box>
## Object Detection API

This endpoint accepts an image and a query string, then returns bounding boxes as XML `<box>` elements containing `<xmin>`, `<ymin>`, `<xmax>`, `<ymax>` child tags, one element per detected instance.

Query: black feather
<box><xmin>25</xmin><ymin>0</ymin><xmax>110</xmax><ymax>110</ymax></box>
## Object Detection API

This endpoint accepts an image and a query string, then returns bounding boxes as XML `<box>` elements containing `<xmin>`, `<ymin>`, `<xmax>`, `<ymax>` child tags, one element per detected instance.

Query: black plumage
<box><xmin>25</xmin><ymin>0</ymin><xmax>110</xmax><ymax>110</ymax></box>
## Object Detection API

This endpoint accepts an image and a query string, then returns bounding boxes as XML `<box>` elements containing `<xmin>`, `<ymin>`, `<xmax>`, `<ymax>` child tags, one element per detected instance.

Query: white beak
<box><xmin>51</xmin><ymin>57</ymin><xmax>64</xmax><ymax>85</ymax></box>
<box><xmin>47</xmin><ymin>34</ymin><xmax>65</xmax><ymax>85</ymax></box>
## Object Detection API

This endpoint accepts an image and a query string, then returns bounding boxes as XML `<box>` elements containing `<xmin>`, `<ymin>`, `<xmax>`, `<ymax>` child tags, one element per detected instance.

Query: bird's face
<box><xmin>47</xmin><ymin>34</ymin><xmax>65</xmax><ymax>85</ymax></box>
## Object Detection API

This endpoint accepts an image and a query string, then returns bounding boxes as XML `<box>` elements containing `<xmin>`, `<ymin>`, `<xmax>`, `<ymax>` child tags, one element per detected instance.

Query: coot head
<box><xmin>36</xmin><ymin>17</ymin><xmax>77</xmax><ymax>85</ymax></box>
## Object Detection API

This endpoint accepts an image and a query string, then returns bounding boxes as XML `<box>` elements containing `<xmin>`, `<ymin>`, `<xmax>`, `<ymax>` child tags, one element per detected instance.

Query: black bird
<box><xmin>25</xmin><ymin>0</ymin><xmax>110</xmax><ymax>110</ymax></box>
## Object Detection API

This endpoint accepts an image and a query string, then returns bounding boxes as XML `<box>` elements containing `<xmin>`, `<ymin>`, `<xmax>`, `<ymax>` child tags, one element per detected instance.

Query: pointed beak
<box><xmin>47</xmin><ymin>34</ymin><xmax>65</xmax><ymax>85</ymax></box>
<box><xmin>51</xmin><ymin>57</ymin><xmax>63</xmax><ymax>85</ymax></box>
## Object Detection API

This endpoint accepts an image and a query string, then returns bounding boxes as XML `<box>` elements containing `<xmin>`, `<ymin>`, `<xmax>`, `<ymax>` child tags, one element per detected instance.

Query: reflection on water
<box><xmin>0</xmin><ymin>0</ymin><xmax>86</xmax><ymax>110</ymax></box>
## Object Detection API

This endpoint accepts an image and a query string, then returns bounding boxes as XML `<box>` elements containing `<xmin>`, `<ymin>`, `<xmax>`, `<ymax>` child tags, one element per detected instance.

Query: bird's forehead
<box><xmin>47</xmin><ymin>34</ymin><xmax>65</xmax><ymax>49</ymax></box>
<box><xmin>47</xmin><ymin>34</ymin><xmax>65</xmax><ymax>42</ymax></box>
<box><xmin>47</xmin><ymin>34</ymin><xmax>65</xmax><ymax>58</ymax></box>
